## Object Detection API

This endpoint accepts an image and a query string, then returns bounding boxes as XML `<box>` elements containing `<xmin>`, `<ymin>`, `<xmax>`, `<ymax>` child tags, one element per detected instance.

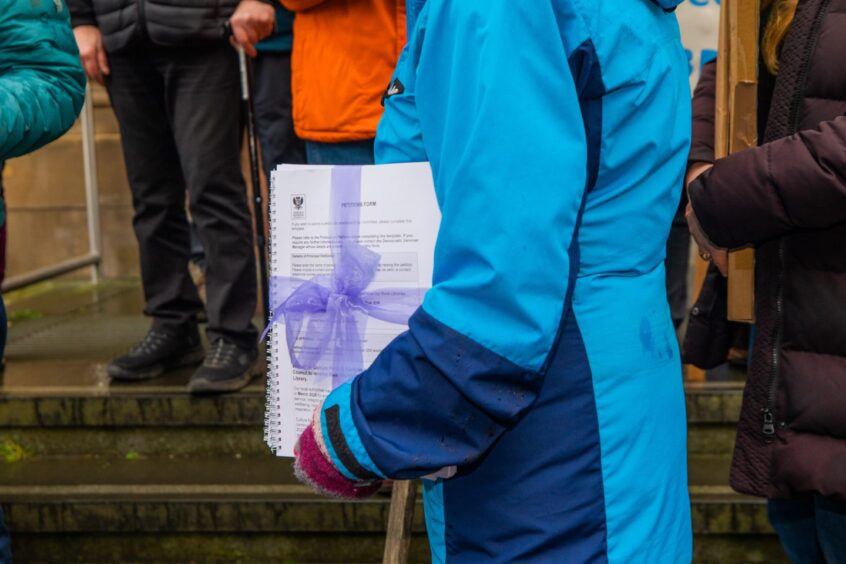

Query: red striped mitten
<box><xmin>293</xmin><ymin>412</ymin><xmax>383</xmax><ymax>500</ymax></box>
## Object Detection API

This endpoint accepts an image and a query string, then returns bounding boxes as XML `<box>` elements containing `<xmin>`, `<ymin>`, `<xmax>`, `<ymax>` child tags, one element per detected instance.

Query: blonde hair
<box><xmin>761</xmin><ymin>0</ymin><xmax>798</xmax><ymax>74</ymax></box>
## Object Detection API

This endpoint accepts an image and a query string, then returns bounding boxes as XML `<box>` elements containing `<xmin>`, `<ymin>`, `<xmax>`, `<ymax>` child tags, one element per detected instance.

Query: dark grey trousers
<box><xmin>106</xmin><ymin>40</ymin><xmax>258</xmax><ymax>349</ymax></box>
<box><xmin>666</xmin><ymin>201</ymin><xmax>691</xmax><ymax>330</ymax></box>
<box><xmin>253</xmin><ymin>50</ymin><xmax>305</xmax><ymax>176</ymax></box>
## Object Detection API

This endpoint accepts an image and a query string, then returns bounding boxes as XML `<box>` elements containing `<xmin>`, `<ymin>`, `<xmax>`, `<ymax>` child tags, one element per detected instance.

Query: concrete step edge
<box><xmin>0</xmin><ymin>489</ymin><xmax>775</xmax><ymax>537</ymax></box>
<box><xmin>0</xmin><ymin>384</ymin><xmax>742</xmax><ymax>428</ymax></box>
<box><xmin>0</xmin><ymin>483</ymin><xmax>758</xmax><ymax>503</ymax></box>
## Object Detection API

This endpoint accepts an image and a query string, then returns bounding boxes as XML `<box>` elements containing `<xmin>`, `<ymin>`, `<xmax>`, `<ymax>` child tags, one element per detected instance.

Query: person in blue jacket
<box><xmin>294</xmin><ymin>0</ymin><xmax>692</xmax><ymax>561</ymax></box>
<box><xmin>0</xmin><ymin>1</ymin><xmax>86</xmax><ymax>560</ymax></box>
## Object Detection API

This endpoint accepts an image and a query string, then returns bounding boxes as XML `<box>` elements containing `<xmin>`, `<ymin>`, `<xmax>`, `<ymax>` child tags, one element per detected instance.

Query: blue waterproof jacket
<box><xmin>0</xmin><ymin>0</ymin><xmax>86</xmax><ymax>162</ymax></box>
<box><xmin>319</xmin><ymin>1</ymin><xmax>692</xmax><ymax>561</ymax></box>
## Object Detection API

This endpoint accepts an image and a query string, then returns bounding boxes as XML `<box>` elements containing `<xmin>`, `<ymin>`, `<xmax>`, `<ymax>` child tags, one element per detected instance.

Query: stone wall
<box><xmin>3</xmin><ymin>86</ymin><xmax>138</xmax><ymax>281</ymax></box>
<box><xmin>3</xmin><ymin>85</ymin><xmax>265</xmax><ymax>284</ymax></box>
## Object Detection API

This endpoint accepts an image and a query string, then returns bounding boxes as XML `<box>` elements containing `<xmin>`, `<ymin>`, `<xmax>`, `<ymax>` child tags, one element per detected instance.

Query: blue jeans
<box><xmin>769</xmin><ymin>496</ymin><xmax>846</xmax><ymax>563</ymax></box>
<box><xmin>305</xmin><ymin>140</ymin><xmax>375</xmax><ymax>166</ymax></box>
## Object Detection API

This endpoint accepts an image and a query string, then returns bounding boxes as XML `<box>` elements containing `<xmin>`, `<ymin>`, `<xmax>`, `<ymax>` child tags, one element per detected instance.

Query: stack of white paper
<box><xmin>265</xmin><ymin>162</ymin><xmax>440</xmax><ymax>457</ymax></box>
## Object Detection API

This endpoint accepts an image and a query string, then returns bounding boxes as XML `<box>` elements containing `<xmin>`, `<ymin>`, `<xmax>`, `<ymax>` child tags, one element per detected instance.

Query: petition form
<box><xmin>266</xmin><ymin>162</ymin><xmax>440</xmax><ymax>457</ymax></box>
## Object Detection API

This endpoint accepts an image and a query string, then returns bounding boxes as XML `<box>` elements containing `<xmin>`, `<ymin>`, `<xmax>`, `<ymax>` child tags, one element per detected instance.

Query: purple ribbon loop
<box><xmin>262</xmin><ymin>166</ymin><xmax>426</xmax><ymax>387</ymax></box>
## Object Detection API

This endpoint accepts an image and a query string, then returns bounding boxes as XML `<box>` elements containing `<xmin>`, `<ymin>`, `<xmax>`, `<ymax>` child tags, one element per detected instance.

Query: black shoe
<box><xmin>187</xmin><ymin>338</ymin><xmax>258</xmax><ymax>395</ymax></box>
<box><xmin>108</xmin><ymin>326</ymin><xmax>204</xmax><ymax>381</ymax></box>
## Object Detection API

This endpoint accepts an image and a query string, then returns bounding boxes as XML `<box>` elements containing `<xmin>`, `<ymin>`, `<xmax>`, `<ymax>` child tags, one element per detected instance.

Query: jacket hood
<box><xmin>650</xmin><ymin>0</ymin><xmax>683</xmax><ymax>10</ymax></box>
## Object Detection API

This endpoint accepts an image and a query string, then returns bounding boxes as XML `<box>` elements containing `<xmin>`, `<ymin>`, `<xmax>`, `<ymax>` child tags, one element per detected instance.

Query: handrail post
<box><xmin>81</xmin><ymin>85</ymin><xmax>102</xmax><ymax>285</ymax></box>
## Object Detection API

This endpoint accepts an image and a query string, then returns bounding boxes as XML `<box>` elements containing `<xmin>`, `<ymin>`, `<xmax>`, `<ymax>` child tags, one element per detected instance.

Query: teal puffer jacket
<box><xmin>0</xmin><ymin>0</ymin><xmax>86</xmax><ymax>161</ymax></box>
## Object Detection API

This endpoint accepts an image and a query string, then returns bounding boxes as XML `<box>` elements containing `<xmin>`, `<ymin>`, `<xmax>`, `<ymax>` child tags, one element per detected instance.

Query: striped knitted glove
<box><xmin>293</xmin><ymin>408</ymin><xmax>383</xmax><ymax>500</ymax></box>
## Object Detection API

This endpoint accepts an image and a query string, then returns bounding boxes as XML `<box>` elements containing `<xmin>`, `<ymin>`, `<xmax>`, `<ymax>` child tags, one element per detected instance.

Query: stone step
<box><xmin>0</xmin><ymin>385</ymin><xmax>264</xmax><ymax>428</ymax></box>
<box><xmin>0</xmin><ymin>382</ymin><xmax>744</xmax><ymax>459</ymax></box>
<box><xmin>686</xmin><ymin>382</ymin><xmax>742</xmax><ymax>457</ymax></box>
<box><xmin>3</xmin><ymin>383</ymin><xmax>740</xmax><ymax>426</ymax></box>
<box><xmin>0</xmin><ymin>458</ymin><xmax>427</xmax><ymax>562</ymax></box>
<box><xmin>691</xmin><ymin>489</ymin><xmax>786</xmax><ymax>563</ymax></box>
<box><xmin>0</xmin><ymin>457</ymin><xmax>414</xmax><ymax>562</ymax></box>
<box><xmin>0</xmin><ymin>384</ymin><xmax>267</xmax><ymax>460</ymax></box>
<box><xmin>11</xmin><ymin>532</ymin><xmax>427</xmax><ymax>564</ymax></box>
<box><xmin>0</xmin><ymin>452</ymin><xmax>732</xmax><ymax>492</ymax></box>
<box><xmin>0</xmin><ymin>458</ymin><xmax>783</xmax><ymax>563</ymax></box>
<box><xmin>686</xmin><ymin>382</ymin><xmax>743</xmax><ymax>423</ymax></box>
<box><xmin>2</xmin><ymin>469</ymin><xmax>765</xmax><ymax>536</ymax></box>
<box><xmin>13</xmin><ymin>533</ymin><xmax>784</xmax><ymax>564</ymax></box>
<box><xmin>1</xmin><ymin>477</ymin><xmax>782</xmax><ymax>563</ymax></box>
<box><xmin>8</xmin><ymin>532</ymin><xmax>788</xmax><ymax>564</ymax></box>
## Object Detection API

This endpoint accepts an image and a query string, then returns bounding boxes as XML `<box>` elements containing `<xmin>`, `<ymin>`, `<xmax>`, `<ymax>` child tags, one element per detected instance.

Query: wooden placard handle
<box><xmin>383</xmin><ymin>480</ymin><xmax>417</xmax><ymax>564</ymax></box>
<box><xmin>719</xmin><ymin>0</ymin><xmax>760</xmax><ymax>323</ymax></box>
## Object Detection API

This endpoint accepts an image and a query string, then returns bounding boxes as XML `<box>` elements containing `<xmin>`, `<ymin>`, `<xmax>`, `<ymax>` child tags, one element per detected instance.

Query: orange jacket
<box><xmin>281</xmin><ymin>0</ymin><xmax>406</xmax><ymax>143</ymax></box>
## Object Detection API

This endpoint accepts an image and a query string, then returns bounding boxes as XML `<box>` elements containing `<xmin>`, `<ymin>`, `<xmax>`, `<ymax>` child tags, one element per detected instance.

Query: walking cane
<box><xmin>236</xmin><ymin>45</ymin><xmax>271</xmax><ymax>322</ymax></box>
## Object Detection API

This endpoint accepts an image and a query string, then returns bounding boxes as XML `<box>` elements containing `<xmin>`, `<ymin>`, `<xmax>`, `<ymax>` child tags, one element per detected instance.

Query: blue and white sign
<box><xmin>677</xmin><ymin>0</ymin><xmax>720</xmax><ymax>88</ymax></box>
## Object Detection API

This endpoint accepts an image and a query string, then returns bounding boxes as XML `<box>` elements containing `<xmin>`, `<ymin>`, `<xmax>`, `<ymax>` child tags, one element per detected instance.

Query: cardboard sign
<box><xmin>716</xmin><ymin>0</ymin><xmax>759</xmax><ymax>323</ymax></box>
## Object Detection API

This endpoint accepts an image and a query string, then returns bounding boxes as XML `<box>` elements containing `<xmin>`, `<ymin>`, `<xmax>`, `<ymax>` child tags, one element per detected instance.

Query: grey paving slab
<box><xmin>1</xmin><ymin>280</ymin><xmax>265</xmax><ymax>396</ymax></box>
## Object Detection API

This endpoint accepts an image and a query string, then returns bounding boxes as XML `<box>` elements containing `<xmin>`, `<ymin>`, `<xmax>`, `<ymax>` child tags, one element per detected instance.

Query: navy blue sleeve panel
<box><xmin>350</xmin><ymin>308</ymin><xmax>541</xmax><ymax>479</ymax></box>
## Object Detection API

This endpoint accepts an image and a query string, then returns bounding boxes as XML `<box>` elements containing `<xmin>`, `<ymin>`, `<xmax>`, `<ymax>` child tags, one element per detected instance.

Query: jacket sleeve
<box><xmin>689</xmin><ymin>59</ymin><xmax>717</xmax><ymax>165</ymax></box>
<box><xmin>0</xmin><ymin>1</ymin><xmax>86</xmax><ymax>161</ymax></box>
<box><xmin>66</xmin><ymin>0</ymin><xmax>96</xmax><ymax>28</ymax></box>
<box><xmin>279</xmin><ymin>0</ymin><xmax>328</xmax><ymax>12</ymax></box>
<box><xmin>689</xmin><ymin>114</ymin><xmax>846</xmax><ymax>249</ymax></box>
<box><xmin>314</xmin><ymin>1</ymin><xmax>588</xmax><ymax>481</ymax></box>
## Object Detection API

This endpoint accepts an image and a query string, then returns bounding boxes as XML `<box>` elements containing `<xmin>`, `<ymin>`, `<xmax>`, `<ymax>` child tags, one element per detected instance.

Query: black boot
<box><xmin>108</xmin><ymin>326</ymin><xmax>204</xmax><ymax>381</ymax></box>
<box><xmin>188</xmin><ymin>338</ymin><xmax>258</xmax><ymax>395</ymax></box>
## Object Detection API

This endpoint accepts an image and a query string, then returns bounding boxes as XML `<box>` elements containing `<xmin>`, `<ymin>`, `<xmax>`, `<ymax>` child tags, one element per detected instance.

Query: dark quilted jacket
<box><xmin>688</xmin><ymin>0</ymin><xmax>846</xmax><ymax>500</ymax></box>
<box><xmin>68</xmin><ymin>0</ymin><xmax>245</xmax><ymax>52</ymax></box>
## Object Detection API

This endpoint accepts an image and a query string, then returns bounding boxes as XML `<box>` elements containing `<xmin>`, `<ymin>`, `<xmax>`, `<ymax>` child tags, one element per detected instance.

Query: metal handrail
<box><xmin>1</xmin><ymin>85</ymin><xmax>103</xmax><ymax>292</ymax></box>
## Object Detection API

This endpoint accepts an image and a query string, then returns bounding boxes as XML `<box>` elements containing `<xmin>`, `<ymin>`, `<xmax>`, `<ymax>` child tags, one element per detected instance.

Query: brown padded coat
<box><xmin>688</xmin><ymin>0</ymin><xmax>846</xmax><ymax>500</ymax></box>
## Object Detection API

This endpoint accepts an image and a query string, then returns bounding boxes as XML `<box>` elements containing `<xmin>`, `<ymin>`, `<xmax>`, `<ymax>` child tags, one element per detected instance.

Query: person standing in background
<box><xmin>68</xmin><ymin>0</ymin><xmax>275</xmax><ymax>394</ymax></box>
<box><xmin>0</xmin><ymin>0</ymin><xmax>87</xmax><ymax>558</ymax></box>
<box><xmin>187</xmin><ymin>4</ymin><xmax>305</xmax><ymax>319</ymax></box>
<box><xmin>280</xmin><ymin>0</ymin><xmax>406</xmax><ymax>166</ymax></box>
<box><xmin>255</xmin><ymin>4</ymin><xmax>306</xmax><ymax>174</ymax></box>
<box><xmin>686</xmin><ymin>0</ymin><xmax>846</xmax><ymax>559</ymax></box>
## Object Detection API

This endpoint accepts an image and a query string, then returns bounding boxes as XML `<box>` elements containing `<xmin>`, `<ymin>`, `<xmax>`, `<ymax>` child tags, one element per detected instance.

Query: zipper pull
<box><xmin>762</xmin><ymin>408</ymin><xmax>776</xmax><ymax>437</ymax></box>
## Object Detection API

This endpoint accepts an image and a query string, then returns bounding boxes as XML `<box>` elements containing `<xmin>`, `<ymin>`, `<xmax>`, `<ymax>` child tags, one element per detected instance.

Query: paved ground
<box><xmin>2</xmin><ymin>278</ymin><xmax>265</xmax><ymax>396</ymax></box>
<box><xmin>1</xmin><ymin>276</ymin><xmax>743</xmax><ymax>395</ymax></box>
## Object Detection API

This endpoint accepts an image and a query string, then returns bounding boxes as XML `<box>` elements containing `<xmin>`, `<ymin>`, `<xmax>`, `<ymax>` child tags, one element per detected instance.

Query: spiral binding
<box><xmin>264</xmin><ymin>167</ymin><xmax>283</xmax><ymax>455</ymax></box>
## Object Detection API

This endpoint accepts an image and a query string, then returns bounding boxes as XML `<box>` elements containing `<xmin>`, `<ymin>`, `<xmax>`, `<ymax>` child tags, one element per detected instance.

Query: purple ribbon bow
<box><xmin>262</xmin><ymin>166</ymin><xmax>425</xmax><ymax>387</ymax></box>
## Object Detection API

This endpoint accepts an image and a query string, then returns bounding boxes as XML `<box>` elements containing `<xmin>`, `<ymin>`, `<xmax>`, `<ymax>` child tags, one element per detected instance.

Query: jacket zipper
<box><xmin>138</xmin><ymin>0</ymin><xmax>149</xmax><ymax>40</ymax></box>
<box><xmin>763</xmin><ymin>241</ymin><xmax>784</xmax><ymax>441</ymax></box>
<box><xmin>762</xmin><ymin>0</ymin><xmax>831</xmax><ymax>441</ymax></box>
